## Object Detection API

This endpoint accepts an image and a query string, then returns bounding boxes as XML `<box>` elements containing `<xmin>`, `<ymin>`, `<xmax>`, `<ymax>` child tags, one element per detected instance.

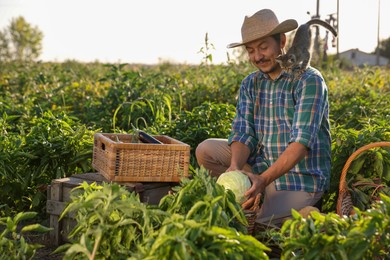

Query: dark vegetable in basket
<box><xmin>138</xmin><ymin>131</ymin><xmax>163</xmax><ymax>144</ymax></box>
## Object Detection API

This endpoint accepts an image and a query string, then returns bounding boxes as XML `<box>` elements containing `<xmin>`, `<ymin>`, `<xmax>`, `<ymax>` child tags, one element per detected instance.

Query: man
<box><xmin>195</xmin><ymin>9</ymin><xmax>331</xmax><ymax>225</ymax></box>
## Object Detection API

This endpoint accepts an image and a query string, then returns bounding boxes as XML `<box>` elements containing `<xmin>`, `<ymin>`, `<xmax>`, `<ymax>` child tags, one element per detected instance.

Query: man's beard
<box><xmin>258</xmin><ymin>61</ymin><xmax>280</xmax><ymax>75</ymax></box>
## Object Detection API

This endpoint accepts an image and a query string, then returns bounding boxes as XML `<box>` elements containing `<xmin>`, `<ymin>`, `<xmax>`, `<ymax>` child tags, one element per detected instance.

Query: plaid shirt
<box><xmin>228</xmin><ymin>68</ymin><xmax>331</xmax><ymax>192</ymax></box>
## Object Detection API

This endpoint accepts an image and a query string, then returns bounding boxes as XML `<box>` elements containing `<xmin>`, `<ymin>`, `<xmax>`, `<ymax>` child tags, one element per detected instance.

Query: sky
<box><xmin>0</xmin><ymin>0</ymin><xmax>389</xmax><ymax>64</ymax></box>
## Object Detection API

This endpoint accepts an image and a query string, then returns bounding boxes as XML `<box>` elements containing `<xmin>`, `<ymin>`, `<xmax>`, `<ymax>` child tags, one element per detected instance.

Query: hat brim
<box><xmin>227</xmin><ymin>19</ymin><xmax>298</xmax><ymax>48</ymax></box>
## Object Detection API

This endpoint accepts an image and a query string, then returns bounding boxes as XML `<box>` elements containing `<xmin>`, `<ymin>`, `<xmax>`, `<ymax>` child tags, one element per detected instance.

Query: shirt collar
<box><xmin>258</xmin><ymin>70</ymin><xmax>291</xmax><ymax>81</ymax></box>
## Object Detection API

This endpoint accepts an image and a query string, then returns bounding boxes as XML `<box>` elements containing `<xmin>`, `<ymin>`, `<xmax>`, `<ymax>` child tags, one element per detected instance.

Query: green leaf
<box><xmin>291</xmin><ymin>208</ymin><xmax>301</xmax><ymax>219</ymax></box>
<box><xmin>14</xmin><ymin>211</ymin><xmax>37</xmax><ymax>224</ymax></box>
<box><xmin>21</xmin><ymin>223</ymin><xmax>53</xmax><ymax>233</ymax></box>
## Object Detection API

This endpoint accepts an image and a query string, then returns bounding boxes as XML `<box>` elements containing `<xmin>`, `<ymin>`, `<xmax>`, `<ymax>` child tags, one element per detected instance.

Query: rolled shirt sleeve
<box><xmin>228</xmin><ymin>73</ymin><xmax>259</xmax><ymax>155</ymax></box>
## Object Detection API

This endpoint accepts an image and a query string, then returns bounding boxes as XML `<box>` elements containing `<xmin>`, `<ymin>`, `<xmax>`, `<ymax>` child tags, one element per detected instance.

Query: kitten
<box><xmin>276</xmin><ymin>19</ymin><xmax>338</xmax><ymax>77</ymax></box>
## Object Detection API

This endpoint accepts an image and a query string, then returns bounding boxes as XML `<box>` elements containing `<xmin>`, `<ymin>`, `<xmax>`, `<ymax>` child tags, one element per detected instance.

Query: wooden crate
<box><xmin>46</xmin><ymin>172</ymin><xmax>177</xmax><ymax>246</ymax></box>
<box><xmin>92</xmin><ymin>133</ymin><xmax>190</xmax><ymax>182</ymax></box>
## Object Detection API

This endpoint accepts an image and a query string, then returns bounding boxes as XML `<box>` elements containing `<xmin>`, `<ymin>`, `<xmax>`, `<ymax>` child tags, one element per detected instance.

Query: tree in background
<box><xmin>376</xmin><ymin>37</ymin><xmax>390</xmax><ymax>61</ymax></box>
<box><xmin>0</xmin><ymin>16</ymin><xmax>43</xmax><ymax>62</ymax></box>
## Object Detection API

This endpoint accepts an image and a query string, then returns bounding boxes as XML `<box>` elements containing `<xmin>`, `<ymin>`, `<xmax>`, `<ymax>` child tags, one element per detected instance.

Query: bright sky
<box><xmin>0</xmin><ymin>0</ymin><xmax>388</xmax><ymax>64</ymax></box>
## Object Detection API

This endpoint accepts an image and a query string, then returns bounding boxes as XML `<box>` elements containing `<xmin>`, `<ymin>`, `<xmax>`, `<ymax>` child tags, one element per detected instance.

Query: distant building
<box><xmin>339</xmin><ymin>48</ymin><xmax>389</xmax><ymax>67</ymax></box>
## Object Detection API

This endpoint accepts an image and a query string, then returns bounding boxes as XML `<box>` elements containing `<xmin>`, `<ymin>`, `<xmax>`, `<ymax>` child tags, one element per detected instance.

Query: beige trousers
<box><xmin>196</xmin><ymin>138</ymin><xmax>323</xmax><ymax>226</ymax></box>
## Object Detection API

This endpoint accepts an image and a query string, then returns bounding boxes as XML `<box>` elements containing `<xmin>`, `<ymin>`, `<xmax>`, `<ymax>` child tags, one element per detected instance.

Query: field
<box><xmin>0</xmin><ymin>61</ymin><xmax>389</xmax><ymax>258</ymax></box>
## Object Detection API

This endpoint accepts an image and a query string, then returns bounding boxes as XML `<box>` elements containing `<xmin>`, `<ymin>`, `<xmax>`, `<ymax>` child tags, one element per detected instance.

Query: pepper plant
<box><xmin>0</xmin><ymin>211</ymin><xmax>52</xmax><ymax>259</ymax></box>
<box><xmin>280</xmin><ymin>194</ymin><xmax>390</xmax><ymax>259</ymax></box>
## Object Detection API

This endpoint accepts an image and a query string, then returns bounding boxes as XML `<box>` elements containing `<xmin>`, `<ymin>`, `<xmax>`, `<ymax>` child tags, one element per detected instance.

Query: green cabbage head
<box><xmin>216</xmin><ymin>170</ymin><xmax>251</xmax><ymax>204</ymax></box>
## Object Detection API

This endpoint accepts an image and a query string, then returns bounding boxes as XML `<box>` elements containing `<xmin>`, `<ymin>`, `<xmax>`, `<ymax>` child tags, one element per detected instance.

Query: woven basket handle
<box><xmin>336</xmin><ymin>141</ymin><xmax>390</xmax><ymax>216</ymax></box>
<box><xmin>94</xmin><ymin>133</ymin><xmax>113</xmax><ymax>151</ymax></box>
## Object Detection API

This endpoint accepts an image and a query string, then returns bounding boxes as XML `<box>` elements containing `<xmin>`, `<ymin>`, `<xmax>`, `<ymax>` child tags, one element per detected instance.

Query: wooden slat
<box><xmin>48</xmin><ymin>181</ymin><xmax>63</xmax><ymax>245</ymax></box>
<box><xmin>46</xmin><ymin>172</ymin><xmax>177</xmax><ymax>246</ymax></box>
<box><xmin>46</xmin><ymin>200</ymin><xmax>76</xmax><ymax>218</ymax></box>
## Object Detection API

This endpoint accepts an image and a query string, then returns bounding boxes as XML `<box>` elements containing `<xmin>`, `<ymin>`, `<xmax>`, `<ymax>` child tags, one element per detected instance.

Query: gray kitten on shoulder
<box><xmin>276</xmin><ymin>19</ymin><xmax>337</xmax><ymax>77</ymax></box>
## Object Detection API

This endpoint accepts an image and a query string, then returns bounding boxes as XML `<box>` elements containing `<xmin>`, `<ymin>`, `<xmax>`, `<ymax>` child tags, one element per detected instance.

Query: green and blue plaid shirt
<box><xmin>228</xmin><ymin>67</ymin><xmax>331</xmax><ymax>192</ymax></box>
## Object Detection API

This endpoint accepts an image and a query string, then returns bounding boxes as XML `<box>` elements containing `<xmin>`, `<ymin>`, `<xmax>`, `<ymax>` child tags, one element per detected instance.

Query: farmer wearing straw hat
<box><xmin>196</xmin><ymin>9</ymin><xmax>331</xmax><ymax>225</ymax></box>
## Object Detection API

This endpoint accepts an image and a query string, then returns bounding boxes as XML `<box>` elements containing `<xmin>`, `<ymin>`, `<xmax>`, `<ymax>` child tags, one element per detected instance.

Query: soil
<box><xmin>25</xmin><ymin>232</ymin><xmax>64</xmax><ymax>260</ymax></box>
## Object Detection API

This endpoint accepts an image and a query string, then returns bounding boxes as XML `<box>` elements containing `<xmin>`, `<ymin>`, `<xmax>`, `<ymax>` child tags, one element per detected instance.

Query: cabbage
<box><xmin>216</xmin><ymin>170</ymin><xmax>251</xmax><ymax>204</ymax></box>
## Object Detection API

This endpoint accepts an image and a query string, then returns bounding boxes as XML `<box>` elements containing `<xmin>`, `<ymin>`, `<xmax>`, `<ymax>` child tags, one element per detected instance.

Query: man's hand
<box><xmin>241</xmin><ymin>171</ymin><xmax>267</xmax><ymax>209</ymax></box>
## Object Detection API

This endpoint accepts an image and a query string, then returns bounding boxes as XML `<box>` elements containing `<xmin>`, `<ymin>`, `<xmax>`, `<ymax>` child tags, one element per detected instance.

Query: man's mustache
<box><xmin>255</xmin><ymin>58</ymin><xmax>268</xmax><ymax>64</ymax></box>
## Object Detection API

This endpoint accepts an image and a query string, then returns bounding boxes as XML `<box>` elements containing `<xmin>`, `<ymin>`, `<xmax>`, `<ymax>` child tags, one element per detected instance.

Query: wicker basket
<box><xmin>92</xmin><ymin>133</ymin><xmax>191</xmax><ymax>182</ymax></box>
<box><xmin>243</xmin><ymin>193</ymin><xmax>261</xmax><ymax>235</ymax></box>
<box><xmin>336</xmin><ymin>141</ymin><xmax>390</xmax><ymax>216</ymax></box>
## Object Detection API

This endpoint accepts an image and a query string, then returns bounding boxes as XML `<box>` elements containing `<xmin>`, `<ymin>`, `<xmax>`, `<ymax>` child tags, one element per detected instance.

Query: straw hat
<box><xmin>227</xmin><ymin>9</ymin><xmax>298</xmax><ymax>48</ymax></box>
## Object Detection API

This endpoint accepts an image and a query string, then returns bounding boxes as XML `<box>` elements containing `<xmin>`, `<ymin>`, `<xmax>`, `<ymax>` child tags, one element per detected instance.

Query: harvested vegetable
<box><xmin>217</xmin><ymin>170</ymin><xmax>251</xmax><ymax>204</ymax></box>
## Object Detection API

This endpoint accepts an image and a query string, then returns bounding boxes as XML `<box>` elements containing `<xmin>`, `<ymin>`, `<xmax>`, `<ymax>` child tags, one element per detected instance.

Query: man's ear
<box><xmin>280</xmin><ymin>33</ymin><xmax>287</xmax><ymax>49</ymax></box>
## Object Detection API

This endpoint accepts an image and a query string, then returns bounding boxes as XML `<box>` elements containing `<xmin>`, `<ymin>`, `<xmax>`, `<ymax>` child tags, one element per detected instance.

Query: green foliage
<box><xmin>0</xmin><ymin>58</ymin><xmax>389</xmax><ymax>219</ymax></box>
<box><xmin>321</xmin><ymin>66</ymin><xmax>390</xmax><ymax>212</ymax></box>
<box><xmin>1</xmin><ymin>59</ymin><xmax>389</xmax><ymax>257</ymax></box>
<box><xmin>198</xmin><ymin>33</ymin><xmax>215</xmax><ymax>66</ymax></box>
<box><xmin>325</xmin><ymin>124</ymin><xmax>390</xmax><ymax>212</ymax></box>
<box><xmin>159</xmin><ymin>167</ymin><xmax>249</xmax><ymax>233</ymax></box>
<box><xmin>0</xmin><ymin>211</ymin><xmax>51</xmax><ymax>259</ymax></box>
<box><xmin>329</xmin><ymin>67</ymin><xmax>390</xmax><ymax>130</ymax></box>
<box><xmin>56</xmin><ymin>182</ymin><xmax>168</xmax><ymax>259</ymax></box>
<box><xmin>280</xmin><ymin>194</ymin><xmax>390</xmax><ymax>259</ymax></box>
<box><xmin>57</xmin><ymin>168</ymin><xmax>270</xmax><ymax>259</ymax></box>
<box><xmin>0</xmin><ymin>111</ymin><xmax>94</xmax><ymax>213</ymax></box>
<box><xmin>1</xmin><ymin>18</ymin><xmax>390</xmax><ymax>257</ymax></box>
<box><xmin>345</xmin><ymin>145</ymin><xmax>390</xmax><ymax>211</ymax></box>
<box><xmin>161</xmin><ymin>102</ymin><xmax>235</xmax><ymax>165</ymax></box>
<box><xmin>134</xmin><ymin>218</ymin><xmax>269</xmax><ymax>260</ymax></box>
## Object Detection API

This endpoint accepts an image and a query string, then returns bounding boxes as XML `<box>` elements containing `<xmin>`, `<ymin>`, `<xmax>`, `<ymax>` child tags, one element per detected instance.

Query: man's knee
<box><xmin>195</xmin><ymin>139</ymin><xmax>211</xmax><ymax>161</ymax></box>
